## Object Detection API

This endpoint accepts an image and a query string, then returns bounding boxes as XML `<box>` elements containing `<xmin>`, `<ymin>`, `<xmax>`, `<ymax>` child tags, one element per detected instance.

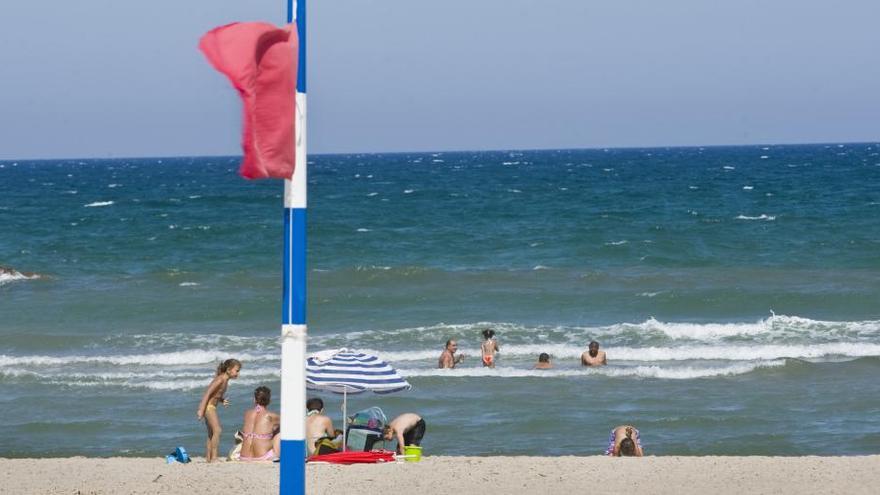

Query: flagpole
<box><xmin>281</xmin><ymin>0</ymin><xmax>307</xmax><ymax>494</ymax></box>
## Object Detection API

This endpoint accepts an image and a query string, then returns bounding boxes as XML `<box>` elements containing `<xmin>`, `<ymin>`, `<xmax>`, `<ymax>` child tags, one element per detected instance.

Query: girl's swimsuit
<box><xmin>240</xmin><ymin>405</ymin><xmax>276</xmax><ymax>460</ymax></box>
<box><xmin>240</xmin><ymin>449</ymin><xmax>275</xmax><ymax>461</ymax></box>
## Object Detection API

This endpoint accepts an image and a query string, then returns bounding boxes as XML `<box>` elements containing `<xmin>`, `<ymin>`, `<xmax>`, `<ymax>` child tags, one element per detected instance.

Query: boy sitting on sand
<box><xmin>306</xmin><ymin>398</ymin><xmax>337</xmax><ymax>456</ymax></box>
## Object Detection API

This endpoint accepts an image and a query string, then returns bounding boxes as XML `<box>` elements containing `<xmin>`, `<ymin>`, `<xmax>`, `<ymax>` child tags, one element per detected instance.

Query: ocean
<box><xmin>1</xmin><ymin>143</ymin><xmax>879</xmax><ymax>457</ymax></box>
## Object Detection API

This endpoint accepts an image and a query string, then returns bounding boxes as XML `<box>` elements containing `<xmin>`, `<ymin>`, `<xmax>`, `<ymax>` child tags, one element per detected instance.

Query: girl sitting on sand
<box><xmin>480</xmin><ymin>329</ymin><xmax>500</xmax><ymax>368</ymax></box>
<box><xmin>237</xmin><ymin>386</ymin><xmax>280</xmax><ymax>461</ymax></box>
<box><xmin>197</xmin><ymin>358</ymin><xmax>241</xmax><ymax>462</ymax></box>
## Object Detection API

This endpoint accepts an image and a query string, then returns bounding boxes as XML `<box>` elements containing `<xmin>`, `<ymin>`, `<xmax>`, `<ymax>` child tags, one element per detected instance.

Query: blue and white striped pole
<box><xmin>281</xmin><ymin>0</ymin><xmax>306</xmax><ymax>494</ymax></box>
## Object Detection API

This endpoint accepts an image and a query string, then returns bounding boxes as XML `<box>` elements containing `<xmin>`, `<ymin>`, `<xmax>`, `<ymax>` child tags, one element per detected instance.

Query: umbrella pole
<box><xmin>342</xmin><ymin>388</ymin><xmax>348</xmax><ymax>452</ymax></box>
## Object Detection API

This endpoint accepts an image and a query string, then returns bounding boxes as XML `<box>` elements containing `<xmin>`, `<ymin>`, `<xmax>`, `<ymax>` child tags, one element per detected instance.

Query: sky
<box><xmin>1</xmin><ymin>0</ymin><xmax>878</xmax><ymax>159</ymax></box>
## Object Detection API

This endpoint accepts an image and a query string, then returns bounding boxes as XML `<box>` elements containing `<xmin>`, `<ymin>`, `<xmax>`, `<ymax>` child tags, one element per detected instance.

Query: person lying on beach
<box><xmin>581</xmin><ymin>341</ymin><xmax>607</xmax><ymax>366</ymax></box>
<box><xmin>306</xmin><ymin>397</ymin><xmax>337</xmax><ymax>456</ymax></box>
<box><xmin>438</xmin><ymin>339</ymin><xmax>465</xmax><ymax>368</ymax></box>
<box><xmin>480</xmin><ymin>329</ymin><xmax>500</xmax><ymax>367</ymax></box>
<box><xmin>196</xmin><ymin>358</ymin><xmax>241</xmax><ymax>463</ymax></box>
<box><xmin>238</xmin><ymin>386</ymin><xmax>280</xmax><ymax>461</ymax></box>
<box><xmin>605</xmin><ymin>425</ymin><xmax>644</xmax><ymax>457</ymax></box>
<box><xmin>383</xmin><ymin>413</ymin><xmax>426</xmax><ymax>455</ymax></box>
<box><xmin>533</xmin><ymin>353</ymin><xmax>552</xmax><ymax>369</ymax></box>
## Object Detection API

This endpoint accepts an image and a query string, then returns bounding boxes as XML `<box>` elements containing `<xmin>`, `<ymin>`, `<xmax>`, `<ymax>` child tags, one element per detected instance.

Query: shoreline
<box><xmin>2</xmin><ymin>455</ymin><xmax>878</xmax><ymax>494</ymax></box>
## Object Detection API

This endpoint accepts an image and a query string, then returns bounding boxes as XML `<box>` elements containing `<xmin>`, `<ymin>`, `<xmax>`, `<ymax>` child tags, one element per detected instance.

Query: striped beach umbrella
<box><xmin>306</xmin><ymin>349</ymin><xmax>411</xmax><ymax>450</ymax></box>
<box><xmin>306</xmin><ymin>349</ymin><xmax>411</xmax><ymax>394</ymax></box>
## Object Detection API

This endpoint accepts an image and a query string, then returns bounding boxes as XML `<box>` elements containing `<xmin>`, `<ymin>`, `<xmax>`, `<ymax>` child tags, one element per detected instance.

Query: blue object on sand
<box><xmin>173</xmin><ymin>446</ymin><xmax>190</xmax><ymax>463</ymax></box>
<box><xmin>165</xmin><ymin>455</ymin><xmax>177</xmax><ymax>464</ymax></box>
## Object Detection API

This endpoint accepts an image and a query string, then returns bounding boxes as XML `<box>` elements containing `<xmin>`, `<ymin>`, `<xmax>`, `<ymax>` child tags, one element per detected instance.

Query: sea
<box><xmin>2</xmin><ymin>143</ymin><xmax>880</xmax><ymax>458</ymax></box>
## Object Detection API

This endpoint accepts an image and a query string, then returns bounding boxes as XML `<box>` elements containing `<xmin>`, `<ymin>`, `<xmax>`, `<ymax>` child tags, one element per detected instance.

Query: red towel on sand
<box><xmin>199</xmin><ymin>22</ymin><xmax>298</xmax><ymax>179</ymax></box>
<box><xmin>308</xmin><ymin>450</ymin><xmax>397</xmax><ymax>465</ymax></box>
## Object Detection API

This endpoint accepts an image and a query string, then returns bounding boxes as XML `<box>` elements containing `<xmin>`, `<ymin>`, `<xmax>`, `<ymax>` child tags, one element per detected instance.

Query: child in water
<box><xmin>197</xmin><ymin>358</ymin><xmax>241</xmax><ymax>462</ymax></box>
<box><xmin>480</xmin><ymin>329</ymin><xmax>500</xmax><ymax>368</ymax></box>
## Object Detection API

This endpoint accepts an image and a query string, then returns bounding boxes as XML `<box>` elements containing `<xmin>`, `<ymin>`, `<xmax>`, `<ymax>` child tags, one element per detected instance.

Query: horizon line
<box><xmin>1</xmin><ymin>139</ymin><xmax>877</xmax><ymax>163</ymax></box>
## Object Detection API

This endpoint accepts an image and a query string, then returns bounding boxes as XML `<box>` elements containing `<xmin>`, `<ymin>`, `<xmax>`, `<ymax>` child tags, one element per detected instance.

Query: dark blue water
<box><xmin>1</xmin><ymin>144</ymin><xmax>879</xmax><ymax>457</ymax></box>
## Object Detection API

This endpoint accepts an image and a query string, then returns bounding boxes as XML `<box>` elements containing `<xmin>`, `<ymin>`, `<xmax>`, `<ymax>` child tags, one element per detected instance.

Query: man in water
<box><xmin>438</xmin><ymin>339</ymin><xmax>465</xmax><ymax>368</ymax></box>
<box><xmin>305</xmin><ymin>397</ymin><xmax>336</xmax><ymax>456</ymax></box>
<box><xmin>581</xmin><ymin>340</ymin><xmax>607</xmax><ymax>366</ymax></box>
<box><xmin>383</xmin><ymin>413</ymin><xmax>426</xmax><ymax>455</ymax></box>
<box><xmin>533</xmin><ymin>353</ymin><xmax>553</xmax><ymax>369</ymax></box>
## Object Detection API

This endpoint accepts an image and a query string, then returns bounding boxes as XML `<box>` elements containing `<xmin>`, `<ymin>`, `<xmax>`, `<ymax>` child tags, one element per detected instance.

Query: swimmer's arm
<box><xmin>601</xmin><ymin>353</ymin><xmax>607</xmax><ymax>365</ymax></box>
<box><xmin>454</xmin><ymin>353</ymin><xmax>465</xmax><ymax>364</ymax></box>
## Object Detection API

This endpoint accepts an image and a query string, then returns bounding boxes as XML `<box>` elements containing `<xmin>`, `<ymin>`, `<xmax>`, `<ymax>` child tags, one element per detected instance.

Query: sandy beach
<box><xmin>2</xmin><ymin>455</ymin><xmax>878</xmax><ymax>494</ymax></box>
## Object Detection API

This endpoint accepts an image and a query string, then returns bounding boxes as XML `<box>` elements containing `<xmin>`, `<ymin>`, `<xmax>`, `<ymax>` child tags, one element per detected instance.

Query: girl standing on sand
<box><xmin>480</xmin><ymin>329</ymin><xmax>500</xmax><ymax>368</ymax></box>
<box><xmin>197</xmin><ymin>358</ymin><xmax>241</xmax><ymax>462</ymax></box>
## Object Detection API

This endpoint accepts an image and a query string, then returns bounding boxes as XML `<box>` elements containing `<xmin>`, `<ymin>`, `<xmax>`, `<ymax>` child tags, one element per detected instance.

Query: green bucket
<box><xmin>403</xmin><ymin>445</ymin><xmax>422</xmax><ymax>462</ymax></box>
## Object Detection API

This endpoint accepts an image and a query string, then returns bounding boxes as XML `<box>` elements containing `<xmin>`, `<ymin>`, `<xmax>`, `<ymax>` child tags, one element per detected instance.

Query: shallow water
<box><xmin>1</xmin><ymin>144</ymin><xmax>879</xmax><ymax>456</ymax></box>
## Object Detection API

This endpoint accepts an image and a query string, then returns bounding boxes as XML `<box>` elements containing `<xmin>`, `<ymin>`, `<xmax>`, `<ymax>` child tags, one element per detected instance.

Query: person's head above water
<box><xmin>254</xmin><ymin>386</ymin><xmax>271</xmax><ymax>406</ymax></box>
<box><xmin>588</xmin><ymin>341</ymin><xmax>600</xmax><ymax>357</ymax></box>
<box><xmin>306</xmin><ymin>397</ymin><xmax>324</xmax><ymax>412</ymax></box>
<box><xmin>445</xmin><ymin>339</ymin><xmax>458</xmax><ymax>351</ymax></box>
<box><xmin>482</xmin><ymin>328</ymin><xmax>495</xmax><ymax>340</ymax></box>
<box><xmin>538</xmin><ymin>353</ymin><xmax>551</xmax><ymax>363</ymax></box>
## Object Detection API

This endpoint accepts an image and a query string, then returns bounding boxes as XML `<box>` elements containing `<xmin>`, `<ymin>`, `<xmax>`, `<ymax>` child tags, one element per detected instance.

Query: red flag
<box><xmin>199</xmin><ymin>22</ymin><xmax>298</xmax><ymax>180</ymax></box>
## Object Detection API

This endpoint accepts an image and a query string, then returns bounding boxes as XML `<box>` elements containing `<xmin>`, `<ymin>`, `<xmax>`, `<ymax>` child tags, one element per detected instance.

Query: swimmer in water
<box><xmin>581</xmin><ymin>340</ymin><xmax>607</xmax><ymax>366</ymax></box>
<box><xmin>480</xmin><ymin>329</ymin><xmax>500</xmax><ymax>368</ymax></box>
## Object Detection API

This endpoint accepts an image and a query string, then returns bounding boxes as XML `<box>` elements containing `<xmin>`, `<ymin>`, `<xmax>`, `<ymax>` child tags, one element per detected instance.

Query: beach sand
<box><xmin>2</xmin><ymin>456</ymin><xmax>878</xmax><ymax>494</ymax></box>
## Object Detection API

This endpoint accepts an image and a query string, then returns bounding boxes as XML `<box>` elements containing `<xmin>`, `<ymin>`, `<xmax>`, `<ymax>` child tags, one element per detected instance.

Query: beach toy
<box><xmin>173</xmin><ymin>446</ymin><xmax>190</xmax><ymax>463</ymax></box>
<box><xmin>403</xmin><ymin>445</ymin><xmax>422</xmax><ymax>462</ymax></box>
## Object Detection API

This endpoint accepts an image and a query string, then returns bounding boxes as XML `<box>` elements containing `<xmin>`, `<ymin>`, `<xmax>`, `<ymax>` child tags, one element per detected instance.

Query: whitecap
<box><xmin>179</xmin><ymin>282</ymin><xmax>200</xmax><ymax>287</ymax></box>
<box><xmin>398</xmin><ymin>361</ymin><xmax>786</xmax><ymax>380</ymax></box>
<box><xmin>367</xmin><ymin>192</ymin><xmax>378</xmax><ymax>197</ymax></box>
<box><xmin>84</xmin><ymin>201</ymin><xmax>114</xmax><ymax>208</ymax></box>
<box><xmin>723</xmin><ymin>166</ymin><xmax>735</xmax><ymax>170</ymax></box>
<box><xmin>742</xmin><ymin>186</ymin><xmax>754</xmax><ymax>190</ymax></box>
<box><xmin>735</xmin><ymin>214</ymin><xmax>775</xmax><ymax>221</ymax></box>
<box><xmin>356</xmin><ymin>228</ymin><xmax>371</xmax><ymax>232</ymax></box>
<box><xmin>404</xmin><ymin>189</ymin><xmax>414</xmax><ymax>194</ymax></box>
<box><xmin>760</xmin><ymin>155</ymin><xmax>769</xmax><ymax>159</ymax></box>
<box><xmin>605</xmin><ymin>240</ymin><xmax>628</xmax><ymax>246</ymax></box>
<box><xmin>0</xmin><ymin>269</ymin><xmax>41</xmax><ymax>286</ymax></box>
